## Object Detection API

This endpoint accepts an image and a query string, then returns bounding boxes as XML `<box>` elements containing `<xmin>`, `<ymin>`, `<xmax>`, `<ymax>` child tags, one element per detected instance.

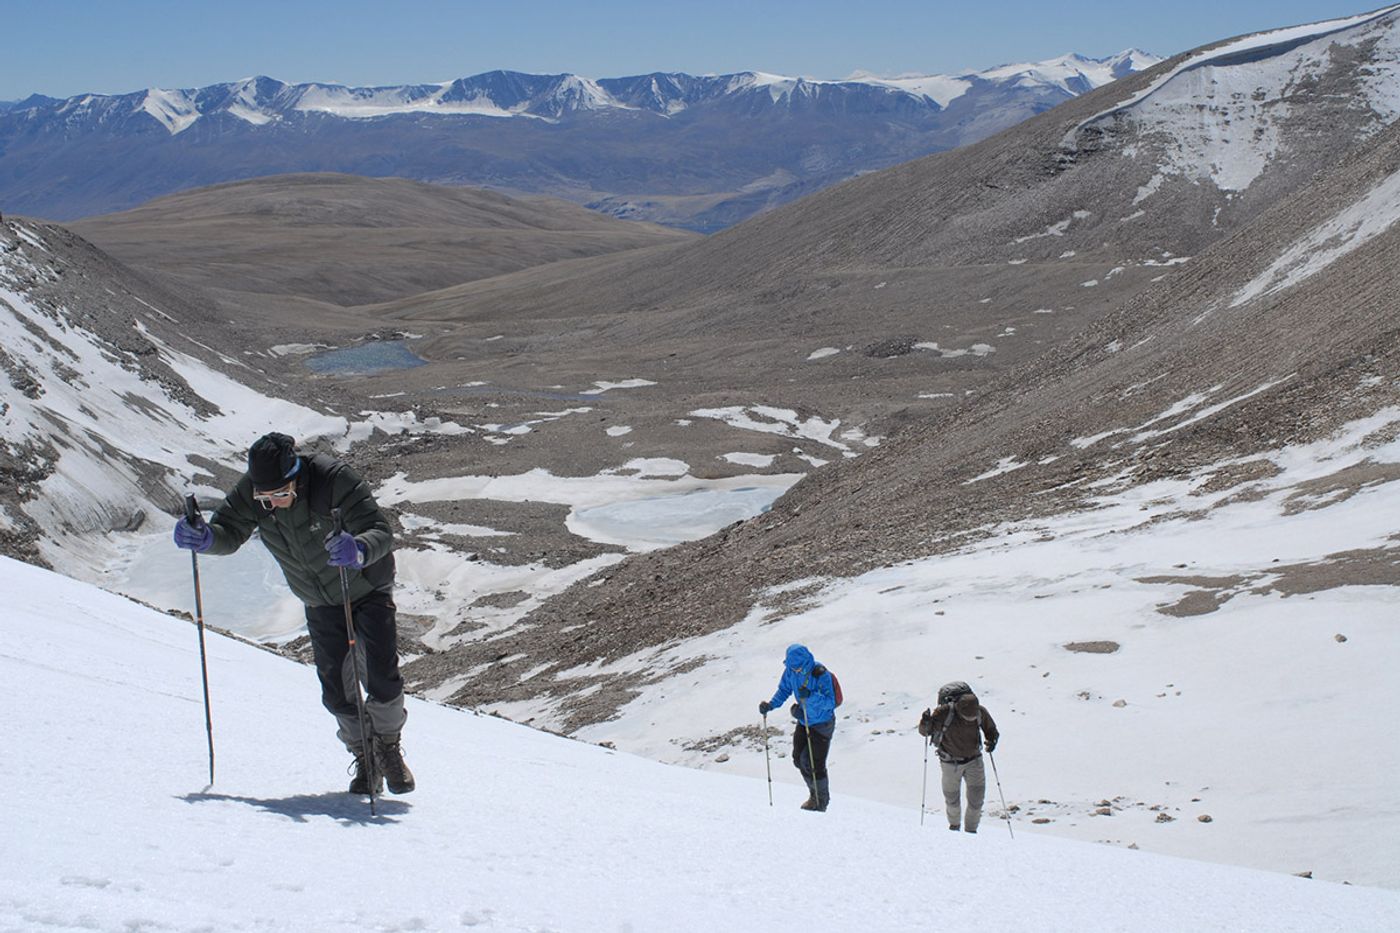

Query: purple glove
<box><xmin>324</xmin><ymin>531</ymin><xmax>365</xmax><ymax>568</ymax></box>
<box><xmin>173</xmin><ymin>518</ymin><xmax>212</xmax><ymax>552</ymax></box>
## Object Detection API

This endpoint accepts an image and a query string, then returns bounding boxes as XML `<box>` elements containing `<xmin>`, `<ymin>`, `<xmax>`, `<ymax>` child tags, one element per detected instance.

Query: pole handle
<box><xmin>332</xmin><ymin>506</ymin><xmax>344</xmax><ymax>536</ymax></box>
<box><xmin>184</xmin><ymin>494</ymin><xmax>204</xmax><ymax>528</ymax></box>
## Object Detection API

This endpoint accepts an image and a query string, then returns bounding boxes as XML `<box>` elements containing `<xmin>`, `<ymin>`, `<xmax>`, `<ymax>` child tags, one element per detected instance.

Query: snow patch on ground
<box><xmin>399</xmin><ymin>512</ymin><xmax>514</xmax><ymax>539</ymax></box>
<box><xmin>268</xmin><ymin>343</ymin><xmax>330</xmax><ymax>356</ymax></box>
<box><xmin>689</xmin><ymin>405</ymin><xmax>876</xmax><ymax>457</ymax></box>
<box><xmin>914</xmin><ymin>342</ymin><xmax>996</xmax><ymax>359</ymax></box>
<box><xmin>1013</xmin><ymin>210</ymin><xmax>1092</xmax><ymax>244</ymax></box>
<box><xmin>1231</xmin><ymin>166</ymin><xmax>1400</xmax><ymax>307</ymax></box>
<box><xmin>475</xmin><ymin>407</ymin><xmax>591</xmax><ymax>444</ymax></box>
<box><xmin>964</xmin><ymin>456</ymin><xmax>1029</xmax><ymax>484</ymax></box>
<box><xmin>582</xmin><ymin>379</ymin><xmax>657</xmax><ymax>395</ymax></box>
<box><xmin>722</xmin><ymin>453</ymin><xmax>778</xmax><ymax>468</ymax></box>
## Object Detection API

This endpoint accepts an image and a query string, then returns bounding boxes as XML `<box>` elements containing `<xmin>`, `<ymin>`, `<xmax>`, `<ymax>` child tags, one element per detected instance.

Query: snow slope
<box><xmin>5</xmin><ymin>555</ymin><xmax>1398</xmax><ymax>933</ymax></box>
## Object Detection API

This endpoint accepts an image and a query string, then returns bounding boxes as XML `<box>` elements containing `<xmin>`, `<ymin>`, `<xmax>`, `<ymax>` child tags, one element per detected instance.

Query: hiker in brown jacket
<box><xmin>918</xmin><ymin>688</ymin><xmax>999</xmax><ymax>832</ymax></box>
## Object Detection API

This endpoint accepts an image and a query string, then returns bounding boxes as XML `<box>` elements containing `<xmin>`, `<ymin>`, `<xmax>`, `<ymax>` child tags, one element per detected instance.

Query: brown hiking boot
<box><xmin>374</xmin><ymin>734</ymin><xmax>416</xmax><ymax>794</ymax></box>
<box><xmin>348</xmin><ymin>749</ymin><xmax>383</xmax><ymax>795</ymax></box>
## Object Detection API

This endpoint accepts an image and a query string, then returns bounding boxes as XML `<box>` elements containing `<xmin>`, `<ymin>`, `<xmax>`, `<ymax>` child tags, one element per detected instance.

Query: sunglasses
<box><xmin>253</xmin><ymin>485</ymin><xmax>297</xmax><ymax>509</ymax></box>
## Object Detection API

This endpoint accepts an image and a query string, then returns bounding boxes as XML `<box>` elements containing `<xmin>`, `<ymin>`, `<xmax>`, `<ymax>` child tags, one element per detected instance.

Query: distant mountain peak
<box><xmin>0</xmin><ymin>50</ymin><xmax>1166</xmax><ymax>224</ymax></box>
<box><xmin>5</xmin><ymin>51</ymin><xmax>1162</xmax><ymax>138</ymax></box>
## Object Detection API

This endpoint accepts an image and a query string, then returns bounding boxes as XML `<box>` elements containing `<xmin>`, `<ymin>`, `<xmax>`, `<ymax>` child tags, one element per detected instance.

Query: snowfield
<box><xmin>5</xmin><ymin>555</ymin><xmax>1398</xmax><ymax>933</ymax></box>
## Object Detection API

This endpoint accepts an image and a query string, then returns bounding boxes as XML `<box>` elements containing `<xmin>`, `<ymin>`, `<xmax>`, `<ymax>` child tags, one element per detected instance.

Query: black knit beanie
<box><xmin>247</xmin><ymin>433</ymin><xmax>299</xmax><ymax>490</ymax></box>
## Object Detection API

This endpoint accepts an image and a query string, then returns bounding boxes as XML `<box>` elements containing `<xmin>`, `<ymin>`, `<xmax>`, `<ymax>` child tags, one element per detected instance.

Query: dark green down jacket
<box><xmin>206</xmin><ymin>453</ymin><xmax>394</xmax><ymax>608</ymax></box>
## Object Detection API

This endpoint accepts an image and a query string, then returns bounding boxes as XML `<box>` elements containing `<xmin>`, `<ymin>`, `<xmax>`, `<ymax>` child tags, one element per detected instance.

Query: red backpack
<box><xmin>813</xmin><ymin>664</ymin><xmax>844</xmax><ymax>706</ymax></box>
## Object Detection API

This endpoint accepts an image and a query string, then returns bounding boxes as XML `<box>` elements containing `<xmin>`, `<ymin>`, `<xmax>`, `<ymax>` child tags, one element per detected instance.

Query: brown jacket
<box><xmin>920</xmin><ymin>703</ymin><xmax>999</xmax><ymax>762</ymax></box>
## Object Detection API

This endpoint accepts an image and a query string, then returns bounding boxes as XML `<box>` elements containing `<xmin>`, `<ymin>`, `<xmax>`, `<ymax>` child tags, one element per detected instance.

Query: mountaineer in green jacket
<box><xmin>172</xmin><ymin>432</ymin><xmax>414</xmax><ymax>796</ymax></box>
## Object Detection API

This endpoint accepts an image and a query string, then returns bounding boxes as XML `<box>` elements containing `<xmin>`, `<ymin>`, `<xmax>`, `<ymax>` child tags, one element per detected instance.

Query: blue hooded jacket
<box><xmin>767</xmin><ymin>643</ymin><xmax>837</xmax><ymax>726</ymax></box>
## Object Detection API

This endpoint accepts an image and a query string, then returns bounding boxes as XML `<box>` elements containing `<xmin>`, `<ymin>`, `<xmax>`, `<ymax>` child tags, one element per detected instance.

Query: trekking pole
<box><xmin>762</xmin><ymin>712</ymin><xmax>773</xmax><ymax>807</ymax></box>
<box><xmin>988</xmin><ymin>750</ymin><xmax>1013</xmax><ymax>839</ymax></box>
<box><xmin>920</xmin><ymin>736</ymin><xmax>930</xmax><ymax>826</ymax></box>
<box><xmin>184</xmin><ymin>495</ymin><xmax>216</xmax><ymax>788</ymax></box>
<box><xmin>800</xmin><ymin>695</ymin><xmax>819</xmax><ymax>803</ymax></box>
<box><xmin>333</xmin><ymin>508</ymin><xmax>378</xmax><ymax>817</ymax></box>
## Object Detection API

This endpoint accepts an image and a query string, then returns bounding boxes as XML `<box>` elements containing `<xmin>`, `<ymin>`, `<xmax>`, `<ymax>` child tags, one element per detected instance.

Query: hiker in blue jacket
<box><xmin>758</xmin><ymin>643</ymin><xmax>837</xmax><ymax>811</ymax></box>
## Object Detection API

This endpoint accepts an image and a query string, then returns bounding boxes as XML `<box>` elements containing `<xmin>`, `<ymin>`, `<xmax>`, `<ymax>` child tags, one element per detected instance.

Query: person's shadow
<box><xmin>179</xmin><ymin>790</ymin><xmax>410</xmax><ymax>824</ymax></box>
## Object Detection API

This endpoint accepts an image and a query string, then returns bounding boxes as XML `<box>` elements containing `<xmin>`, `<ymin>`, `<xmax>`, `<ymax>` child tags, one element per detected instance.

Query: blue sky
<box><xmin>3</xmin><ymin>0</ymin><xmax>1388</xmax><ymax>99</ymax></box>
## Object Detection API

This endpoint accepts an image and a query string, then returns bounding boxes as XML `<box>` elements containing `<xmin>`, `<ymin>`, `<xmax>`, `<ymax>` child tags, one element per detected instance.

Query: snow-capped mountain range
<box><xmin>15</xmin><ymin>52</ymin><xmax>1159</xmax><ymax>132</ymax></box>
<box><xmin>0</xmin><ymin>52</ymin><xmax>1160</xmax><ymax>228</ymax></box>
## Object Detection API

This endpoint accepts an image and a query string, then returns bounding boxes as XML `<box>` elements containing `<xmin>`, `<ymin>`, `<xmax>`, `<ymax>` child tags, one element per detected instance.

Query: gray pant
<box><xmin>305</xmin><ymin>593</ymin><xmax>407</xmax><ymax>751</ymax></box>
<box><xmin>941</xmin><ymin>756</ymin><xmax>986</xmax><ymax>831</ymax></box>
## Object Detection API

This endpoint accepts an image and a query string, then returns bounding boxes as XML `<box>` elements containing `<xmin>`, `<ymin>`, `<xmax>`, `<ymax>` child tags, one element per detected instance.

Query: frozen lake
<box><xmin>568</xmin><ymin>486</ymin><xmax>784</xmax><ymax>549</ymax></box>
<box><xmin>304</xmin><ymin>340</ymin><xmax>426</xmax><ymax>375</ymax></box>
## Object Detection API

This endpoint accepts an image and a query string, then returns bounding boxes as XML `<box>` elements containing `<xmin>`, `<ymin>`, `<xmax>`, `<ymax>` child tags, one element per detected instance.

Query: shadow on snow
<box><xmin>179</xmin><ymin>790</ymin><xmax>410</xmax><ymax>824</ymax></box>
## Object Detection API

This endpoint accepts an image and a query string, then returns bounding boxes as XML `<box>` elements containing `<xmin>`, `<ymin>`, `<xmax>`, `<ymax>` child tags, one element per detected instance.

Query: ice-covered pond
<box><xmin>305</xmin><ymin>340</ymin><xmax>426</xmax><ymax>375</ymax></box>
<box><xmin>568</xmin><ymin>486</ymin><xmax>783</xmax><ymax>549</ymax></box>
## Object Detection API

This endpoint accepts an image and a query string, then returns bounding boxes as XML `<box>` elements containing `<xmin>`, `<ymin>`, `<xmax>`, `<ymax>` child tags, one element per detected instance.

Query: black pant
<box><xmin>304</xmin><ymin>591</ymin><xmax>403</xmax><ymax>723</ymax></box>
<box><xmin>793</xmin><ymin>722</ymin><xmax>833</xmax><ymax>782</ymax></box>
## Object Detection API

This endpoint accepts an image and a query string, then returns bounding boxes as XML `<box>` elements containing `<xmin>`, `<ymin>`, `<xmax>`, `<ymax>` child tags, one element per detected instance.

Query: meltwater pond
<box><xmin>305</xmin><ymin>340</ymin><xmax>426</xmax><ymax>375</ymax></box>
<box><xmin>568</xmin><ymin>485</ymin><xmax>787</xmax><ymax>550</ymax></box>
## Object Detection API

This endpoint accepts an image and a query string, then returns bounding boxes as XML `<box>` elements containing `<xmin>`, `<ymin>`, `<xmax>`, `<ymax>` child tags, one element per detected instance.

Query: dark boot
<box><xmin>374</xmin><ymin>734</ymin><xmax>416</xmax><ymax>794</ymax></box>
<box><xmin>348</xmin><ymin>748</ymin><xmax>383</xmax><ymax>795</ymax></box>
<box><xmin>799</xmin><ymin>776</ymin><xmax>819</xmax><ymax>810</ymax></box>
<box><xmin>814</xmin><ymin>778</ymin><xmax>830</xmax><ymax>812</ymax></box>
